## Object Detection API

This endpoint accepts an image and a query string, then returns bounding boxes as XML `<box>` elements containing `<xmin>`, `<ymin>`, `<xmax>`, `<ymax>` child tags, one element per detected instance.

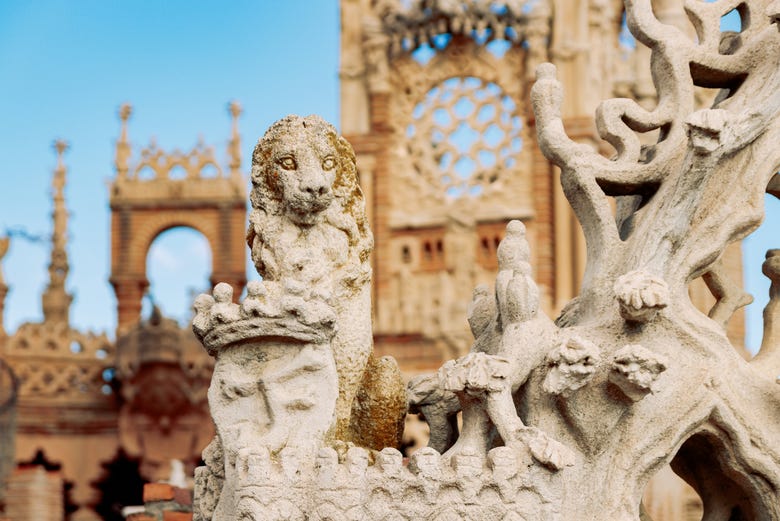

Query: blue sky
<box><xmin>0</xmin><ymin>2</ymin><xmax>776</xmax><ymax>352</ymax></box>
<box><xmin>0</xmin><ymin>1</ymin><xmax>339</xmax><ymax>334</ymax></box>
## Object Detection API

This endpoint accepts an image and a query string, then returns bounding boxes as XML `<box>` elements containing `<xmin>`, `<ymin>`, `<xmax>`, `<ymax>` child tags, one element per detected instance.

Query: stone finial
<box><xmin>116</xmin><ymin>103</ymin><xmax>132</xmax><ymax>178</ymax></box>
<box><xmin>53</xmin><ymin>139</ymin><xmax>69</xmax><ymax>162</ymax></box>
<box><xmin>227</xmin><ymin>100</ymin><xmax>242</xmax><ymax>178</ymax></box>
<box><xmin>42</xmin><ymin>139</ymin><xmax>73</xmax><ymax>325</ymax></box>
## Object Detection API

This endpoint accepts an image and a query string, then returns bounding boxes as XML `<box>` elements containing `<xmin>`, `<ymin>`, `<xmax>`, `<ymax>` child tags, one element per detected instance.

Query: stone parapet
<box><xmin>194</xmin><ymin>445</ymin><xmax>560</xmax><ymax>521</ymax></box>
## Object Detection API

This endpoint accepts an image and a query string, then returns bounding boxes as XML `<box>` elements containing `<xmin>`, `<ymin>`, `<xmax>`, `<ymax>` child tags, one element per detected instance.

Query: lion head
<box><xmin>247</xmin><ymin>115</ymin><xmax>372</xmax><ymax>282</ymax></box>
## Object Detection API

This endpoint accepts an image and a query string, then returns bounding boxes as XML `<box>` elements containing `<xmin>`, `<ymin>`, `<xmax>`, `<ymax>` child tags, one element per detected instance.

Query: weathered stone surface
<box><xmin>194</xmin><ymin>1</ymin><xmax>780</xmax><ymax>518</ymax></box>
<box><xmin>201</xmin><ymin>443</ymin><xmax>561</xmax><ymax>521</ymax></box>
<box><xmin>245</xmin><ymin>115</ymin><xmax>406</xmax><ymax>447</ymax></box>
<box><xmin>194</xmin><ymin>116</ymin><xmax>407</xmax><ymax>519</ymax></box>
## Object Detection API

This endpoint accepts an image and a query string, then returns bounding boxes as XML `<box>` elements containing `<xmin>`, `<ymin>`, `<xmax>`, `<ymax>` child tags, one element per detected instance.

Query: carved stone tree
<box><xmin>194</xmin><ymin>1</ymin><xmax>780</xmax><ymax>519</ymax></box>
<box><xmin>418</xmin><ymin>0</ymin><xmax>780</xmax><ymax>519</ymax></box>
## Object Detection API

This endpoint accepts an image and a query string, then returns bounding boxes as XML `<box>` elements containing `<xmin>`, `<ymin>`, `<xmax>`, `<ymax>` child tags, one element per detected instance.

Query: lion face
<box><xmin>248</xmin><ymin>115</ymin><xmax>372</xmax><ymax>280</ymax></box>
<box><xmin>264</xmin><ymin>126</ymin><xmax>337</xmax><ymax>226</ymax></box>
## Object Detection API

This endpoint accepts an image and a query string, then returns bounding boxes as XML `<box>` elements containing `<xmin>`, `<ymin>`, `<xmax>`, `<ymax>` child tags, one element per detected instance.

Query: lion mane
<box><xmin>244</xmin><ymin>115</ymin><xmax>406</xmax><ymax>449</ymax></box>
<box><xmin>246</xmin><ymin>114</ymin><xmax>372</xmax><ymax>286</ymax></box>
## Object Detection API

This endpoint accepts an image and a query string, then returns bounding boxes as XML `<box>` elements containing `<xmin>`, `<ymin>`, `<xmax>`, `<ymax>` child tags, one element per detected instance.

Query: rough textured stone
<box><xmin>194</xmin><ymin>1</ymin><xmax>780</xmax><ymax>519</ymax></box>
<box><xmin>244</xmin><ymin>115</ymin><xmax>406</xmax><ymax>448</ymax></box>
<box><xmin>417</xmin><ymin>0</ymin><xmax>780</xmax><ymax>518</ymax></box>
<box><xmin>193</xmin><ymin>116</ymin><xmax>407</xmax><ymax>519</ymax></box>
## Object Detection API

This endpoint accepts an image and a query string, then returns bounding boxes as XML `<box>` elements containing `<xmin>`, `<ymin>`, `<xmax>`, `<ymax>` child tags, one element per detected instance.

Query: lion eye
<box><xmin>322</xmin><ymin>156</ymin><xmax>336</xmax><ymax>170</ymax></box>
<box><xmin>279</xmin><ymin>156</ymin><xmax>297</xmax><ymax>170</ymax></box>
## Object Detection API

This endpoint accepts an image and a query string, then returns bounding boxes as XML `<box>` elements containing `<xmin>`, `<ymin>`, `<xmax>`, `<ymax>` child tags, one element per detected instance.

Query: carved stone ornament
<box><xmin>194</xmin><ymin>116</ymin><xmax>407</xmax><ymax>520</ymax></box>
<box><xmin>375</xmin><ymin>0</ymin><xmax>544</xmax><ymax>55</ymax></box>
<box><xmin>115</xmin><ymin>306</ymin><xmax>214</xmax><ymax>481</ymax></box>
<box><xmin>195</xmin><ymin>1</ymin><xmax>780</xmax><ymax>516</ymax></box>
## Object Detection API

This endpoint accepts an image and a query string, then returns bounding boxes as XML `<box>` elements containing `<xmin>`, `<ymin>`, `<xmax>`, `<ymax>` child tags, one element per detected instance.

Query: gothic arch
<box><xmin>134</xmin><ymin>214</ymin><xmax>218</xmax><ymax>276</ymax></box>
<box><xmin>110</xmin><ymin>200</ymin><xmax>246</xmax><ymax>334</ymax></box>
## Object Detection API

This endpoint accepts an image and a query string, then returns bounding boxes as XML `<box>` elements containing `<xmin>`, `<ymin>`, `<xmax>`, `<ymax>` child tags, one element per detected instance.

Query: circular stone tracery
<box><xmin>407</xmin><ymin>76</ymin><xmax>523</xmax><ymax>198</ymax></box>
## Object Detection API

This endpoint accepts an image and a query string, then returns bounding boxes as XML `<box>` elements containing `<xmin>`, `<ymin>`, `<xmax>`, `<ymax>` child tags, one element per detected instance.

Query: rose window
<box><xmin>406</xmin><ymin>76</ymin><xmax>522</xmax><ymax>198</ymax></box>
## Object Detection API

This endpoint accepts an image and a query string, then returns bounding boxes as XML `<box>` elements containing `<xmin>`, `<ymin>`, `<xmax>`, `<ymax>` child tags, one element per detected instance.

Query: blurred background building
<box><xmin>0</xmin><ymin>1</ymin><xmax>769</xmax><ymax>520</ymax></box>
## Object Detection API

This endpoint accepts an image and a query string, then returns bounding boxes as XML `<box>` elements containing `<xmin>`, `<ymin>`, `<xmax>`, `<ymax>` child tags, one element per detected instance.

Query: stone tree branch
<box><xmin>533</xmin><ymin>0</ymin><xmax>780</xmax><ymax>301</ymax></box>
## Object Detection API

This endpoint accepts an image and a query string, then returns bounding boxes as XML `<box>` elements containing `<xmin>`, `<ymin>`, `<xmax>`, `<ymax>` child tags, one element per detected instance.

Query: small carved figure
<box><xmin>419</xmin><ymin>220</ymin><xmax>574</xmax><ymax>471</ymax></box>
<box><xmin>609</xmin><ymin>344</ymin><xmax>667</xmax><ymax>402</ymax></box>
<box><xmin>246</xmin><ymin>115</ymin><xmax>406</xmax><ymax>449</ymax></box>
<box><xmin>543</xmin><ymin>337</ymin><xmax>600</xmax><ymax>396</ymax></box>
<box><xmin>613</xmin><ymin>270</ymin><xmax>669</xmax><ymax>324</ymax></box>
<box><xmin>368</xmin><ymin>447</ymin><xmax>412</xmax><ymax>507</ymax></box>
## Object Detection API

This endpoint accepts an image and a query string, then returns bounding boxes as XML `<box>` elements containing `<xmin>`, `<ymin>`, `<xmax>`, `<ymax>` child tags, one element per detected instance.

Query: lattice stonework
<box><xmin>407</xmin><ymin>76</ymin><xmax>523</xmax><ymax>198</ymax></box>
<box><xmin>387</xmin><ymin>40</ymin><xmax>532</xmax><ymax>227</ymax></box>
<box><xmin>6</xmin><ymin>322</ymin><xmax>114</xmax><ymax>406</ymax></box>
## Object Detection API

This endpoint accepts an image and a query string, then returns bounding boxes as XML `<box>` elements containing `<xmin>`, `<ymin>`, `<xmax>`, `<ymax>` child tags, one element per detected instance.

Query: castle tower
<box><xmin>340</xmin><ymin>0</ymin><xmax>627</xmax><ymax>370</ymax></box>
<box><xmin>5</xmin><ymin>143</ymin><xmax>115</xmax><ymax>521</ymax></box>
<box><xmin>108</xmin><ymin>103</ymin><xmax>247</xmax><ymax>334</ymax></box>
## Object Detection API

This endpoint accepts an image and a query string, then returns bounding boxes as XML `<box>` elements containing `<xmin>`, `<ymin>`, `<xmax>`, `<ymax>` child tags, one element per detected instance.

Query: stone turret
<box><xmin>41</xmin><ymin>140</ymin><xmax>73</xmax><ymax>326</ymax></box>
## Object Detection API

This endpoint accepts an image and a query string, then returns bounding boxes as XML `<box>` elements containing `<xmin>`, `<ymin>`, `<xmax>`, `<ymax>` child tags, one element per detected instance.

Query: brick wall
<box><xmin>125</xmin><ymin>483</ymin><xmax>192</xmax><ymax>521</ymax></box>
<box><xmin>5</xmin><ymin>466</ymin><xmax>63</xmax><ymax>521</ymax></box>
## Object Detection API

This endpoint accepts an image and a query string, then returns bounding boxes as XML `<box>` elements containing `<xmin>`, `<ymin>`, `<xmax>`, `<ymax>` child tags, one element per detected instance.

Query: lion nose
<box><xmin>301</xmin><ymin>181</ymin><xmax>330</xmax><ymax>197</ymax></box>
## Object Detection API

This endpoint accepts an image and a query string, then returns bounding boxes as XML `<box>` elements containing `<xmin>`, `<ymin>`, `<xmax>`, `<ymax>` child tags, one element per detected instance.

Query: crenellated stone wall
<box><xmin>195</xmin><ymin>445</ymin><xmax>561</xmax><ymax>521</ymax></box>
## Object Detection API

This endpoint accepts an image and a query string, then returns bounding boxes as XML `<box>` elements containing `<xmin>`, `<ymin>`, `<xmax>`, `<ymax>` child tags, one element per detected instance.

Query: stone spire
<box><xmin>41</xmin><ymin>139</ymin><xmax>73</xmax><ymax>325</ymax></box>
<box><xmin>227</xmin><ymin>100</ymin><xmax>242</xmax><ymax>179</ymax></box>
<box><xmin>115</xmin><ymin>103</ymin><xmax>132</xmax><ymax>178</ymax></box>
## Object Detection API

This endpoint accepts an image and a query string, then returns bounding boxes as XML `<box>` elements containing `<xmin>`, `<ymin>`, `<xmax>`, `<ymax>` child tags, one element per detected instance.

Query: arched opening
<box><xmin>136</xmin><ymin>166</ymin><xmax>156</xmax><ymax>181</ymax></box>
<box><xmin>670</xmin><ymin>431</ymin><xmax>763</xmax><ymax>520</ymax></box>
<box><xmin>92</xmin><ymin>450</ymin><xmax>145</xmax><ymax>521</ymax></box>
<box><xmin>642</xmin><ymin>420</ymin><xmax>777</xmax><ymax>521</ymax></box>
<box><xmin>199</xmin><ymin>163</ymin><xmax>220</xmax><ymax>178</ymax></box>
<box><xmin>720</xmin><ymin>6</ymin><xmax>743</xmax><ymax>34</ymax></box>
<box><xmin>145</xmin><ymin>227</ymin><xmax>212</xmax><ymax>326</ymax></box>
<box><xmin>167</xmin><ymin>164</ymin><xmax>188</xmax><ymax>181</ymax></box>
<box><xmin>642</xmin><ymin>464</ymin><xmax>703</xmax><ymax>520</ymax></box>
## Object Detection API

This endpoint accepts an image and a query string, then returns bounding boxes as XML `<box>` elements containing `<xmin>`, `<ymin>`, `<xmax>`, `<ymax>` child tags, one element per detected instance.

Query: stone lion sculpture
<box><xmin>246</xmin><ymin>114</ymin><xmax>406</xmax><ymax>449</ymax></box>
